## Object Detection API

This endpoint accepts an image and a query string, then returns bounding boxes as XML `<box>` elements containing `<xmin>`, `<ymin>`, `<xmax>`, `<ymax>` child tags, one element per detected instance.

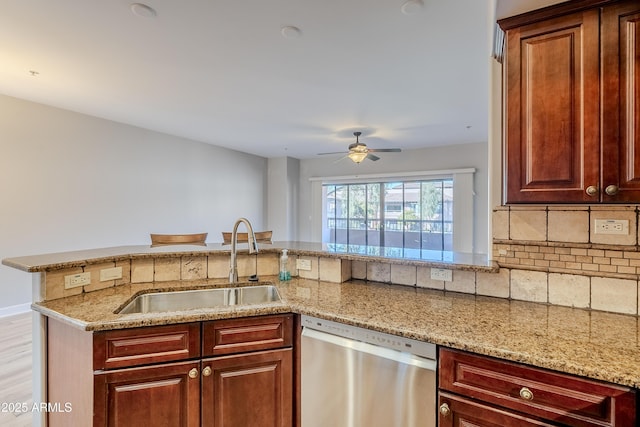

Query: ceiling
<box><xmin>1</xmin><ymin>0</ymin><xmax>566</xmax><ymax>159</ymax></box>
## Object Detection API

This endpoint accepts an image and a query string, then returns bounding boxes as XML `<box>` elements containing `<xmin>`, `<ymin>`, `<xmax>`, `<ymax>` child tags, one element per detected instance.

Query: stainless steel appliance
<box><xmin>301</xmin><ymin>315</ymin><xmax>437</xmax><ymax>427</ymax></box>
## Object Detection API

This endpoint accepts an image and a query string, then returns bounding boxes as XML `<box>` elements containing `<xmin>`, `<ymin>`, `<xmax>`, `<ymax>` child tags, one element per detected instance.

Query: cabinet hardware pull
<box><xmin>585</xmin><ymin>185</ymin><xmax>598</xmax><ymax>196</ymax></box>
<box><xmin>188</xmin><ymin>368</ymin><xmax>198</xmax><ymax>379</ymax></box>
<box><xmin>439</xmin><ymin>403</ymin><xmax>451</xmax><ymax>416</ymax></box>
<box><xmin>605</xmin><ymin>185</ymin><xmax>619</xmax><ymax>196</ymax></box>
<box><xmin>202</xmin><ymin>366</ymin><xmax>212</xmax><ymax>377</ymax></box>
<box><xmin>519</xmin><ymin>387</ymin><xmax>534</xmax><ymax>401</ymax></box>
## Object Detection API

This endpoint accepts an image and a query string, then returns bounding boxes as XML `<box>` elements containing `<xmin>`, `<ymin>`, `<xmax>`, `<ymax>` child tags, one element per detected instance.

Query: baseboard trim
<box><xmin>0</xmin><ymin>302</ymin><xmax>31</xmax><ymax>318</ymax></box>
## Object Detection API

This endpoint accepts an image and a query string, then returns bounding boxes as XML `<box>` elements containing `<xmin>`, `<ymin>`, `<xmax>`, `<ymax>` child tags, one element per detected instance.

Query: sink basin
<box><xmin>118</xmin><ymin>285</ymin><xmax>281</xmax><ymax>314</ymax></box>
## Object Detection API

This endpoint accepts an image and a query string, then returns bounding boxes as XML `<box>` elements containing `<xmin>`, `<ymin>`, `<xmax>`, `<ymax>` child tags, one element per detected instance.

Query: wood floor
<box><xmin>0</xmin><ymin>312</ymin><xmax>32</xmax><ymax>427</ymax></box>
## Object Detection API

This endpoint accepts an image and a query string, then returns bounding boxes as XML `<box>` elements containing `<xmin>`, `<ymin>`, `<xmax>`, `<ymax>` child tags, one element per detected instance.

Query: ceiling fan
<box><xmin>318</xmin><ymin>132</ymin><xmax>402</xmax><ymax>163</ymax></box>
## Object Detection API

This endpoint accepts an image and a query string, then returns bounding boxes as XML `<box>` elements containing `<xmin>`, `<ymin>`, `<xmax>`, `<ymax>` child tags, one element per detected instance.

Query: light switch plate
<box><xmin>100</xmin><ymin>266</ymin><xmax>123</xmax><ymax>281</ymax></box>
<box><xmin>431</xmin><ymin>268</ymin><xmax>452</xmax><ymax>282</ymax></box>
<box><xmin>296</xmin><ymin>258</ymin><xmax>312</xmax><ymax>271</ymax></box>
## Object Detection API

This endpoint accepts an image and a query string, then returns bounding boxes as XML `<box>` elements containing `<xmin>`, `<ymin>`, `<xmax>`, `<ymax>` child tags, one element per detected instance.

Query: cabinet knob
<box><xmin>202</xmin><ymin>366</ymin><xmax>212</xmax><ymax>377</ymax></box>
<box><xmin>585</xmin><ymin>185</ymin><xmax>598</xmax><ymax>196</ymax></box>
<box><xmin>605</xmin><ymin>185</ymin><xmax>619</xmax><ymax>196</ymax></box>
<box><xmin>439</xmin><ymin>403</ymin><xmax>451</xmax><ymax>417</ymax></box>
<box><xmin>188</xmin><ymin>368</ymin><xmax>198</xmax><ymax>379</ymax></box>
<box><xmin>519</xmin><ymin>387</ymin><xmax>534</xmax><ymax>401</ymax></box>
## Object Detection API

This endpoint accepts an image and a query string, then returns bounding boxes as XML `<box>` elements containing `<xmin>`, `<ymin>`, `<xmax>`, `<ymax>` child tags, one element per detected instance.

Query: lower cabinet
<box><xmin>94</xmin><ymin>360</ymin><xmax>201</xmax><ymax>427</ymax></box>
<box><xmin>47</xmin><ymin>313</ymin><xmax>294</xmax><ymax>427</ymax></box>
<box><xmin>201</xmin><ymin>349</ymin><xmax>292</xmax><ymax>427</ymax></box>
<box><xmin>438</xmin><ymin>348</ymin><xmax>637</xmax><ymax>427</ymax></box>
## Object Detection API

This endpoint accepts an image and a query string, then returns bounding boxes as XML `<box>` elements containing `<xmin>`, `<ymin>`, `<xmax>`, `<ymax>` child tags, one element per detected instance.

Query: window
<box><xmin>311</xmin><ymin>168</ymin><xmax>475</xmax><ymax>253</ymax></box>
<box><xmin>323</xmin><ymin>179</ymin><xmax>453</xmax><ymax>251</ymax></box>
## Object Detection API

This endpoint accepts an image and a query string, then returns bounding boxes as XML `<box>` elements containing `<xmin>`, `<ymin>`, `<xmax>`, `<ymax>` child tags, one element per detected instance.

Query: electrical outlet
<box><xmin>431</xmin><ymin>268</ymin><xmax>452</xmax><ymax>282</ymax></box>
<box><xmin>296</xmin><ymin>258</ymin><xmax>312</xmax><ymax>271</ymax></box>
<box><xmin>100</xmin><ymin>266</ymin><xmax>123</xmax><ymax>281</ymax></box>
<box><xmin>594</xmin><ymin>219</ymin><xmax>629</xmax><ymax>235</ymax></box>
<box><xmin>64</xmin><ymin>272</ymin><xmax>91</xmax><ymax>289</ymax></box>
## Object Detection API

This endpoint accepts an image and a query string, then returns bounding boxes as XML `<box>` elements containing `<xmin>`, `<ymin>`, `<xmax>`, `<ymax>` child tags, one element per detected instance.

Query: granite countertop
<box><xmin>33</xmin><ymin>277</ymin><xmax>640</xmax><ymax>389</ymax></box>
<box><xmin>2</xmin><ymin>241</ymin><xmax>496</xmax><ymax>272</ymax></box>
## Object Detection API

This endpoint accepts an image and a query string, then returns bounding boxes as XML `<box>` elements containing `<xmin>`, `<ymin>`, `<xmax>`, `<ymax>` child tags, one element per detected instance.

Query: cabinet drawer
<box><xmin>439</xmin><ymin>348</ymin><xmax>636</xmax><ymax>427</ymax></box>
<box><xmin>438</xmin><ymin>392</ymin><xmax>555</xmax><ymax>427</ymax></box>
<box><xmin>203</xmin><ymin>314</ymin><xmax>293</xmax><ymax>356</ymax></box>
<box><xmin>94</xmin><ymin>323</ymin><xmax>201</xmax><ymax>370</ymax></box>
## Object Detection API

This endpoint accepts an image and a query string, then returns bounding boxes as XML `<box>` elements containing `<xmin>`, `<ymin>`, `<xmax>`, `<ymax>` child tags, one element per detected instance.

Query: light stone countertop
<box><xmin>33</xmin><ymin>277</ymin><xmax>640</xmax><ymax>389</ymax></box>
<box><xmin>2</xmin><ymin>241</ymin><xmax>496</xmax><ymax>272</ymax></box>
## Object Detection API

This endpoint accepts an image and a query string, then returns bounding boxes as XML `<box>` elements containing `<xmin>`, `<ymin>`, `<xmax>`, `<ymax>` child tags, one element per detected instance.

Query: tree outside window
<box><xmin>323</xmin><ymin>179</ymin><xmax>453</xmax><ymax>251</ymax></box>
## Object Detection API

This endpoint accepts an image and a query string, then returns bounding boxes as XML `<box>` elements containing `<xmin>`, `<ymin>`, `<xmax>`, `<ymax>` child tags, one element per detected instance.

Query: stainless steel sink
<box><xmin>118</xmin><ymin>285</ymin><xmax>281</xmax><ymax>314</ymax></box>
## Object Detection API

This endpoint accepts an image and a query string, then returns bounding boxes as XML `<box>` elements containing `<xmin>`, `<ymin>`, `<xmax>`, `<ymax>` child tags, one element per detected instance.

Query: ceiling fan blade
<box><xmin>366</xmin><ymin>153</ymin><xmax>380</xmax><ymax>161</ymax></box>
<box><xmin>367</xmin><ymin>148</ymin><xmax>402</xmax><ymax>153</ymax></box>
<box><xmin>317</xmin><ymin>151</ymin><xmax>348</xmax><ymax>155</ymax></box>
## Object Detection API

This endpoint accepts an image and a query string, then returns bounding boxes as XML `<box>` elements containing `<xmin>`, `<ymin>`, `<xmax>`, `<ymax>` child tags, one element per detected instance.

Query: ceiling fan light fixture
<box><xmin>348</xmin><ymin>151</ymin><xmax>367</xmax><ymax>163</ymax></box>
<box><xmin>317</xmin><ymin>130</ymin><xmax>400</xmax><ymax>162</ymax></box>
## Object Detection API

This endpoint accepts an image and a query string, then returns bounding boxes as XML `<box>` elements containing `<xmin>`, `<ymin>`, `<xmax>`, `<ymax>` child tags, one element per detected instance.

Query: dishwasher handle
<box><xmin>302</xmin><ymin>327</ymin><xmax>436</xmax><ymax>371</ymax></box>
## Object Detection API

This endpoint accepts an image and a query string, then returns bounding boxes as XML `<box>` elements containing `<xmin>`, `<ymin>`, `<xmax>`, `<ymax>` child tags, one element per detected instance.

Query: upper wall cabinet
<box><xmin>499</xmin><ymin>0</ymin><xmax>640</xmax><ymax>203</ymax></box>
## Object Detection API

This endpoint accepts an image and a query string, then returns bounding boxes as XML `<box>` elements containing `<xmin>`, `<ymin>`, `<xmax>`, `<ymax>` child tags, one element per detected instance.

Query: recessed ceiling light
<box><xmin>130</xmin><ymin>3</ymin><xmax>157</xmax><ymax>19</ymax></box>
<box><xmin>281</xmin><ymin>26</ymin><xmax>302</xmax><ymax>39</ymax></box>
<box><xmin>401</xmin><ymin>0</ymin><xmax>424</xmax><ymax>15</ymax></box>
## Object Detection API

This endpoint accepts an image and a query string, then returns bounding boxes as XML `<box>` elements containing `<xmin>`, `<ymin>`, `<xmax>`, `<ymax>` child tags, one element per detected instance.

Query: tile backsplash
<box><xmin>492</xmin><ymin>205</ymin><xmax>640</xmax><ymax>315</ymax></box>
<box><xmin>39</xmin><ymin>250</ymin><xmax>488</xmax><ymax>305</ymax></box>
<box><xmin>40</xmin><ymin>252</ymin><xmax>351</xmax><ymax>301</ymax></box>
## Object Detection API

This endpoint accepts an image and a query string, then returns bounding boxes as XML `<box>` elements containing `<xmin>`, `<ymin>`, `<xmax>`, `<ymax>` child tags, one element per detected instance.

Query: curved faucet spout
<box><xmin>229</xmin><ymin>218</ymin><xmax>259</xmax><ymax>283</ymax></box>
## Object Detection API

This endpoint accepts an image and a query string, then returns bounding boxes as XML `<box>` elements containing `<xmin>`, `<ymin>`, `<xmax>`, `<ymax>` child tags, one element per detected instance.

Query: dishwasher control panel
<box><xmin>301</xmin><ymin>315</ymin><xmax>436</xmax><ymax>359</ymax></box>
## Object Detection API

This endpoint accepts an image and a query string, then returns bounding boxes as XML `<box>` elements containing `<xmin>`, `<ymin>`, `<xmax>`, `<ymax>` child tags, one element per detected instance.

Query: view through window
<box><xmin>322</xmin><ymin>179</ymin><xmax>453</xmax><ymax>251</ymax></box>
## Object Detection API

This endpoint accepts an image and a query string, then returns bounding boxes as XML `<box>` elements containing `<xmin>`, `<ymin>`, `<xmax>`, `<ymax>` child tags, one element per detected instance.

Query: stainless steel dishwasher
<box><xmin>301</xmin><ymin>315</ymin><xmax>437</xmax><ymax>427</ymax></box>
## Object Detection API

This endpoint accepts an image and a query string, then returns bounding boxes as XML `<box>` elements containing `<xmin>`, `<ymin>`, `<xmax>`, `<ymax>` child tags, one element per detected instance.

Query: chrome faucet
<box><xmin>229</xmin><ymin>217</ymin><xmax>259</xmax><ymax>283</ymax></box>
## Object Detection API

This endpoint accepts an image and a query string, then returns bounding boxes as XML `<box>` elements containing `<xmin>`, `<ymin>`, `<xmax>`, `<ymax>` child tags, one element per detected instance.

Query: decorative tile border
<box><xmin>493</xmin><ymin>241</ymin><xmax>640</xmax><ymax>279</ymax></box>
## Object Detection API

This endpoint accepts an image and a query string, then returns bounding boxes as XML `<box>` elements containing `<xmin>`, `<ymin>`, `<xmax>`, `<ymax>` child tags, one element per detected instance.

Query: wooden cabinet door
<box><xmin>601</xmin><ymin>0</ymin><xmax>640</xmax><ymax>202</ymax></box>
<box><xmin>201</xmin><ymin>348</ymin><xmax>293</xmax><ymax>427</ymax></box>
<box><xmin>94</xmin><ymin>360</ymin><xmax>200</xmax><ymax>427</ymax></box>
<box><xmin>438</xmin><ymin>392</ymin><xmax>555</xmax><ymax>427</ymax></box>
<box><xmin>503</xmin><ymin>9</ymin><xmax>600</xmax><ymax>203</ymax></box>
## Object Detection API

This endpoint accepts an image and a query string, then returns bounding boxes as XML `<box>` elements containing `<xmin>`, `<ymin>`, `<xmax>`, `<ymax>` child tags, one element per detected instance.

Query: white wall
<box><xmin>0</xmin><ymin>94</ymin><xmax>267</xmax><ymax>309</ymax></box>
<box><xmin>297</xmin><ymin>142</ymin><xmax>489</xmax><ymax>253</ymax></box>
<box><xmin>267</xmin><ymin>157</ymin><xmax>299</xmax><ymax>241</ymax></box>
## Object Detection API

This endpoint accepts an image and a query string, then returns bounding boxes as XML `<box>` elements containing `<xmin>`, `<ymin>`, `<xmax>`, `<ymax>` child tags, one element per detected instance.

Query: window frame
<box><xmin>310</xmin><ymin>168</ymin><xmax>476</xmax><ymax>253</ymax></box>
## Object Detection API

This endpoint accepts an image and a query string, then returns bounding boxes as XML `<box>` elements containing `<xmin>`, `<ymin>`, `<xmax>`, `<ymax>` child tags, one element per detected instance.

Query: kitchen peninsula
<box><xmin>4</xmin><ymin>243</ymin><xmax>639</xmax><ymax>426</ymax></box>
